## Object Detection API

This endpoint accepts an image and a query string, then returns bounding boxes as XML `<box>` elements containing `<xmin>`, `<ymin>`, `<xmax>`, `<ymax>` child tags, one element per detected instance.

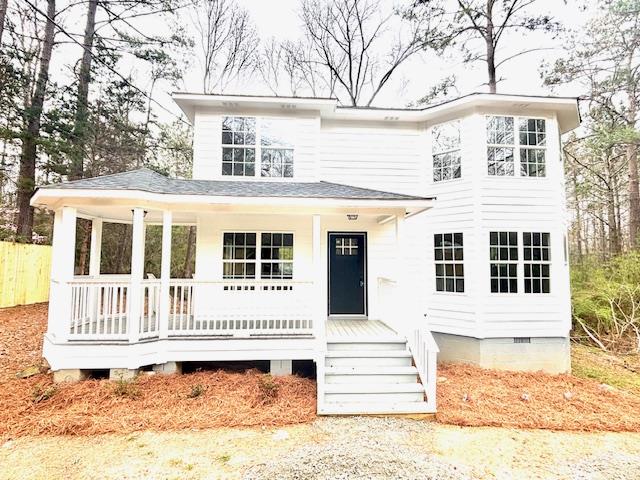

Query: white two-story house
<box><xmin>31</xmin><ymin>92</ymin><xmax>580</xmax><ymax>415</ymax></box>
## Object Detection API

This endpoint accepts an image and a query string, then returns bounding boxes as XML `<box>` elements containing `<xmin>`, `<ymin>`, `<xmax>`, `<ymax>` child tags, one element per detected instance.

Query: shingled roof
<box><xmin>39</xmin><ymin>168</ymin><xmax>432</xmax><ymax>201</ymax></box>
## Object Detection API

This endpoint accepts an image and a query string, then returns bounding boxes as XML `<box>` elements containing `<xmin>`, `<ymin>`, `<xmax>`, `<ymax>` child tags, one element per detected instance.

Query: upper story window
<box><xmin>222</xmin><ymin>117</ymin><xmax>256</xmax><ymax>177</ymax></box>
<box><xmin>222</xmin><ymin>116</ymin><xmax>294</xmax><ymax>178</ymax></box>
<box><xmin>487</xmin><ymin>116</ymin><xmax>547</xmax><ymax>177</ymax></box>
<box><xmin>261</xmin><ymin>119</ymin><xmax>294</xmax><ymax>178</ymax></box>
<box><xmin>432</xmin><ymin>121</ymin><xmax>461</xmax><ymax>182</ymax></box>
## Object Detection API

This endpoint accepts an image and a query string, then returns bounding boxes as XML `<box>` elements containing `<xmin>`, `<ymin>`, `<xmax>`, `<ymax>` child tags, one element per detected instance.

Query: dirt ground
<box><xmin>1</xmin><ymin>417</ymin><xmax>639</xmax><ymax>480</ymax></box>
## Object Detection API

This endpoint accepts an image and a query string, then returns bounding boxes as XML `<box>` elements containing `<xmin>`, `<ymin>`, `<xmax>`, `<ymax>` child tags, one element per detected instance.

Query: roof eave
<box><xmin>31</xmin><ymin>187</ymin><xmax>434</xmax><ymax>212</ymax></box>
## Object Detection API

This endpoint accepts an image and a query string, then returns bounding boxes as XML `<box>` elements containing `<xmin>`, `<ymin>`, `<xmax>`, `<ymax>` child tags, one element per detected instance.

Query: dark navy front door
<box><xmin>328</xmin><ymin>233</ymin><xmax>366</xmax><ymax>315</ymax></box>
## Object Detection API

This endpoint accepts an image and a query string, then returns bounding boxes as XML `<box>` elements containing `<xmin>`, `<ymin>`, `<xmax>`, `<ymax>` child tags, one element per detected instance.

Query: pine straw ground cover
<box><xmin>436</xmin><ymin>363</ymin><xmax>640</xmax><ymax>432</ymax></box>
<box><xmin>0</xmin><ymin>303</ymin><xmax>316</xmax><ymax>439</ymax></box>
<box><xmin>1</xmin><ymin>303</ymin><xmax>640</xmax><ymax>438</ymax></box>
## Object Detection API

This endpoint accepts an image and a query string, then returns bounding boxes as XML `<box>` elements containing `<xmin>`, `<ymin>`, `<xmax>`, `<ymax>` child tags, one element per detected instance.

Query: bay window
<box><xmin>434</xmin><ymin>233</ymin><xmax>464</xmax><ymax>292</ymax></box>
<box><xmin>432</xmin><ymin>121</ymin><xmax>461</xmax><ymax>182</ymax></box>
<box><xmin>487</xmin><ymin>116</ymin><xmax>547</xmax><ymax>177</ymax></box>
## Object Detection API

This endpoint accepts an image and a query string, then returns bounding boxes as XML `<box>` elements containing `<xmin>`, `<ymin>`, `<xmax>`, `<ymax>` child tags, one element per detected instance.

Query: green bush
<box><xmin>571</xmin><ymin>253</ymin><xmax>640</xmax><ymax>351</ymax></box>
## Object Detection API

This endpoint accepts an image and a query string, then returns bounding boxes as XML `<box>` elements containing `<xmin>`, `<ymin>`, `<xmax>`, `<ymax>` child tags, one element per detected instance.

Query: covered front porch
<box><xmin>31</xmin><ymin>169</ymin><xmax>439</xmax><ymax>413</ymax></box>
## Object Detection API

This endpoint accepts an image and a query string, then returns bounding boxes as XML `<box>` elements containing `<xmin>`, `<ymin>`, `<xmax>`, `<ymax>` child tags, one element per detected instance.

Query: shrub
<box><xmin>112</xmin><ymin>378</ymin><xmax>141</xmax><ymax>399</ymax></box>
<box><xmin>257</xmin><ymin>374</ymin><xmax>279</xmax><ymax>405</ymax></box>
<box><xmin>572</xmin><ymin>253</ymin><xmax>640</xmax><ymax>353</ymax></box>
<box><xmin>187</xmin><ymin>384</ymin><xmax>205</xmax><ymax>399</ymax></box>
<box><xmin>32</xmin><ymin>385</ymin><xmax>57</xmax><ymax>403</ymax></box>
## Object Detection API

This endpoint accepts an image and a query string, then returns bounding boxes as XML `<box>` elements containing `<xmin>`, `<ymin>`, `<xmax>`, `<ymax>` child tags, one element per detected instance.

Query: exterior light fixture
<box><xmin>347</xmin><ymin>214</ymin><xmax>358</xmax><ymax>221</ymax></box>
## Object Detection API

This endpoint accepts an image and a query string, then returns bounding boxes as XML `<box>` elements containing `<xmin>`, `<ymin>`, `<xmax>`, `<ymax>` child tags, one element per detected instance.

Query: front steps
<box><xmin>318</xmin><ymin>335</ymin><xmax>432</xmax><ymax>415</ymax></box>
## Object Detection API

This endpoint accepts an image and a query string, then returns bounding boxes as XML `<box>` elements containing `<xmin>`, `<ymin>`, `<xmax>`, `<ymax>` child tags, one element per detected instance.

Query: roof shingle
<box><xmin>41</xmin><ymin>168</ymin><xmax>432</xmax><ymax>201</ymax></box>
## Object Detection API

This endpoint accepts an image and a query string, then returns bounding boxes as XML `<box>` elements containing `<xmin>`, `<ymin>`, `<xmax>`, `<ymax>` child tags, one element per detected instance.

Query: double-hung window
<box><xmin>222</xmin><ymin>117</ymin><xmax>256</xmax><ymax>176</ymax></box>
<box><xmin>519</xmin><ymin>119</ymin><xmax>546</xmax><ymax>177</ymax></box>
<box><xmin>222</xmin><ymin>116</ymin><xmax>294</xmax><ymax>178</ymax></box>
<box><xmin>432</xmin><ymin>121</ymin><xmax>461</xmax><ymax>182</ymax></box>
<box><xmin>487</xmin><ymin>116</ymin><xmax>515</xmax><ymax>176</ymax></box>
<box><xmin>260</xmin><ymin>233</ymin><xmax>293</xmax><ymax>279</ymax></box>
<box><xmin>261</xmin><ymin>119</ymin><xmax>294</xmax><ymax>178</ymax></box>
<box><xmin>490</xmin><ymin>231</ymin><xmax>518</xmax><ymax>293</ymax></box>
<box><xmin>523</xmin><ymin>232</ymin><xmax>551</xmax><ymax>293</ymax></box>
<box><xmin>487</xmin><ymin>116</ymin><xmax>547</xmax><ymax>177</ymax></box>
<box><xmin>222</xmin><ymin>233</ymin><xmax>257</xmax><ymax>279</ymax></box>
<box><xmin>434</xmin><ymin>233</ymin><xmax>464</xmax><ymax>292</ymax></box>
<box><xmin>222</xmin><ymin>232</ymin><xmax>294</xmax><ymax>280</ymax></box>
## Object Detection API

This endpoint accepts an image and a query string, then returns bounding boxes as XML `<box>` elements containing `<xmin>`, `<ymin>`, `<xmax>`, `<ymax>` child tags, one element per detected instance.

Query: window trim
<box><xmin>221</xmin><ymin>116</ymin><xmax>296</xmax><ymax>180</ymax></box>
<box><xmin>221</xmin><ymin>230</ymin><xmax>295</xmax><ymax>280</ymax></box>
<box><xmin>485</xmin><ymin>115</ymin><xmax>549</xmax><ymax>179</ymax></box>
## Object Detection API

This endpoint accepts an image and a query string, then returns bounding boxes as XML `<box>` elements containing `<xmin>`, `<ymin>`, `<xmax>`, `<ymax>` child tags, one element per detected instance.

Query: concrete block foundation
<box><xmin>53</xmin><ymin>369</ymin><xmax>88</xmax><ymax>383</ymax></box>
<box><xmin>433</xmin><ymin>333</ymin><xmax>571</xmax><ymax>374</ymax></box>
<box><xmin>270</xmin><ymin>359</ymin><xmax>292</xmax><ymax>376</ymax></box>
<box><xmin>109</xmin><ymin>368</ymin><xmax>139</xmax><ymax>381</ymax></box>
<box><xmin>152</xmin><ymin>361</ymin><xmax>182</xmax><ymax>375</ymax></box>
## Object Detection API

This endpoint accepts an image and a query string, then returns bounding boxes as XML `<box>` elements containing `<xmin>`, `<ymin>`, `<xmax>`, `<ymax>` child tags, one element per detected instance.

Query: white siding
<box><xmin>189</xmin><ymin>104</ymin><xmax>572</xmax><ymax>340</ymax></box>
<box><xmin>319</xmin><ymin>120</ymin><xmax>426</xmax><ymax>196</ymax></box>
<box><xmin>192</xmin><ymin>108</ymin><xmax>320</xmax><ymax>181</ymax></box>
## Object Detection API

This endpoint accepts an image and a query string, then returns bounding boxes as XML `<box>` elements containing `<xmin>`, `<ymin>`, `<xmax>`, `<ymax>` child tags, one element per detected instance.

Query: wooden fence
<box><xmin>0</xmin><ymin>241</ymin><xmax>52</xmax><ymax>308</ymax></box>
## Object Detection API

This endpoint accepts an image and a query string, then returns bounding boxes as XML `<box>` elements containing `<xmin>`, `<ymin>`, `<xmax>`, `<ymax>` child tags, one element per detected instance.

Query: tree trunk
<box><xmin>485</xmin><ymin>1</ymin><xmax>497</xmax><ymax>93</ymax></box>
<box><xmin>0</xmin><ymin>0</ymin><xmax>8</xmax><ymax>47</ymax></box>
<box><xmin>69</xmin><ymin>0</ymin><xmax>98</xmax><ymax>181</ymax></box>
<box><xmin>14</xmin><ymin>0</ymin><xmax>56</xmax><ymax>242</ymax></box>
<box><xmin>571</xmin><ymin>162</ymin><xmax>583</xmax><ymax>262</ymax></box>
<box><xmin>183</xmin><ymin>226</ymin><xmax>196</xmax><ymax>278</ymax></box>
<box><xmin>628</xmin><ymin>140</ymin><xmax>640</xmax><ymax>249</ymax></box>
<box><xmin>76</xmin><ymin>220</ymin><xmax>91</xmax><ymax>275</ymax></box>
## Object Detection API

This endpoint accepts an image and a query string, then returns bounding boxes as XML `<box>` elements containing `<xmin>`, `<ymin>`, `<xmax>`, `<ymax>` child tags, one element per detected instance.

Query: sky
<box><xmin>42</xmin><ymin>0</ymin><xmax>594</xmax><ymax>122</ymax></box>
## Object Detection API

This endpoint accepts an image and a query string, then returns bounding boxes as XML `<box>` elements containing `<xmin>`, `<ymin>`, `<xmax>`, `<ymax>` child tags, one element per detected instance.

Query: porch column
<box><xmin>49</xmin><ymin>206</ymin><xmax>77</xmax><ymax>340</ymax></box>
<box><xmin>89</xmin><ymin>218</ymin><xmax>102</xmax><ymax>277</ymax></box>
<box><xmin>395</xmin><ymin>213</ymin><xmax>410</xmax><ymax>337</ymax></box>
<box><xmin>128</xmin><ymin>208</ymin><xmax>145</xmax><ymax>343</ymax></box>
<box><xmin>158</xmin><ymin>210</ymin><xmax>172</xmax><ymax>339</ymax></box>
<box><xmin>312</xmin><ymin>214</ymin><xmax>324</xmax><ymax>345</ymax></box>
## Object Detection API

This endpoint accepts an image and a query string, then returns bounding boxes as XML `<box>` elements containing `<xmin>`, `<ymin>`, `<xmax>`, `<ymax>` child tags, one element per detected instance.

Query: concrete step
<box><xmin>324</xmin><ymin>366</ymin><xmax>419</xmax><ymax>384</ymax></box>
<box><xmin>319</xmin><ymin>401</ymin><xmax>434</xmax><ymax>415</ymax></box>
<box><xmin>324</xmin><ymin>383</ymin><xmax>426</xmax><ymax>403</ymax></box>
<box><xmin>325</xmin><ymin>350</ymin><xmax>413</xmax><ymax>367</ymax></box>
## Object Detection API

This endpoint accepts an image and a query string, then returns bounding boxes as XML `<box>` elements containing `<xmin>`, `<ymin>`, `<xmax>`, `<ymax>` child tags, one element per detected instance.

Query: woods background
<box><xmin>1</xmin><ymin>0</ymin><xmax>639</xmax><ymax>351</ymax></box>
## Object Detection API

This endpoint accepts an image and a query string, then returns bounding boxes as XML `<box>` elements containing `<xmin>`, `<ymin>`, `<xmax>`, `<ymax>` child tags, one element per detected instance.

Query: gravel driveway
<box><xmin>2</xmin><ymin>416</ymin><xmax>639</xmax><ymax>479</ymax></box>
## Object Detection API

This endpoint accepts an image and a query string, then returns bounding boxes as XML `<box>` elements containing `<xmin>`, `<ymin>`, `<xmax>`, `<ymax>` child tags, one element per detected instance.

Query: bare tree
<box><xmin>192</xmin><ymin>0</ymin><xmax>259</xmax><ymax>94</ymax></box>
<box><xmin>410</xmin><ymin>0</ymin><xmax>560</xmax><ymax>93</ymax></box>
<box><xmin>258</xmin><ymin>38</ymin><xmax>326</xmax><ymax>97</ymax></box>
<box><xmin>301</xmin><ymin>0</ymin><xmax>438</xmax><ymax>106</ymax></box>
<box><xmin>15</xmin><ymin>0</ymin><xmax>56</xmax><ymax>241</ymax></box>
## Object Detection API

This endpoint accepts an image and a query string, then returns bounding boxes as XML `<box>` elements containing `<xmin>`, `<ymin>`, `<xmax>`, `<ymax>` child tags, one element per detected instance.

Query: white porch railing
<box><xmin>168</xmin><ymin>280</ymin><xmax>315</xmax><ymax>336</ymax></box>
<box><xmin>378</xmin><ymin>276</ymin><xmax>439</xmax><ymax>412</ymax></box>
<box><xmin>64</xmin><ymin>278</ymin><xmax>314</xmax><ymax>341</ymax></box>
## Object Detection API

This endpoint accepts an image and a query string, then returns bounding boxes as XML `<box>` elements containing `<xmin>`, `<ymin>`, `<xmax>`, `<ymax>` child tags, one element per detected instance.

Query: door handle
<box><xmin>359</xmin><ymin>279</ymin><xmax>364</xmax><ymax>287</ymax></box>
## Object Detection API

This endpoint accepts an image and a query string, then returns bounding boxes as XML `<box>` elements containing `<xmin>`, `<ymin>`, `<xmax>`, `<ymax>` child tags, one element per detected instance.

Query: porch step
<box><xmin>327</xmin><ymin>339</ymin><xmax>407</xmax><ymax>351</ymax></box>
<box><xmin>324</xmin><ymin>383</ymin><xmax>426</xmax><ymax>403</ymax></box>
<box><xmin>319</xmin><ymin>401</ymin><xmax>435</xmax><ymax>415</ymax></box>
<box><xmin>325</xmin><ymin>350</ymin><xmax>413</xmax><ymax>367</ymax></box>
<box><xmin>325</xmin><ymin>366</ymin><xmax>419</xmax><ymax>384</ymax></box>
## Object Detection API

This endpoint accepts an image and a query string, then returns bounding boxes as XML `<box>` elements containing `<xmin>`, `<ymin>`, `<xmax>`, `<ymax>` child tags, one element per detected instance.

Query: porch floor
<box><xmin>326</xmin><ymin>319</ymin><xmax>397</xmax><ymax>341</ymax></box>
